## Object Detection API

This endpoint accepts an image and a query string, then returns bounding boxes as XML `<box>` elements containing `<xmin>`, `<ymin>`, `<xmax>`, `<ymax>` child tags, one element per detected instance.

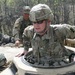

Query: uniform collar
<box><xmin>33</xmin><ymin>26</ymin><xmax>52</xmax><ymax>40</ymax></box>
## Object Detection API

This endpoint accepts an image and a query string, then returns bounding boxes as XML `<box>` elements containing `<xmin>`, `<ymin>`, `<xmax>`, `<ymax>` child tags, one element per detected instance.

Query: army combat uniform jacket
<box><xmin>23</xmin><ymin>24</ymin><xmax>75</xmax><ymax>60</ymax></box>
<box><xmin>13</xmin><ymin>16</ymin><xmax>32</xmax><ymax>41</ymax></box>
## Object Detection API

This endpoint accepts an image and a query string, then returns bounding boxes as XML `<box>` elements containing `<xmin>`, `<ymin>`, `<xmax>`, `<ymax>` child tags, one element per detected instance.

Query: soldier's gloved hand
<box><xmin>15</xmin><ymin>50</ymin><xmax>28</xmax><ymax>57</ymax></box>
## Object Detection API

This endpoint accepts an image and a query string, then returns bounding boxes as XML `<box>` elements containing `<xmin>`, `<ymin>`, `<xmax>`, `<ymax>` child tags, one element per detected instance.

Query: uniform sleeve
<box><xmin>54</xmin><ymin>24</ymin><xmax>75</xmax><ymax>40</ymax></box>
<box><xmin>13</xmin><ymin>18</ymin><xmax>21</xmax><ymax>41</ymax></box>
<box><xmin>22</xmin><ymin>25</ymin><xmax>34</xmax><ymax>51</ymax></box>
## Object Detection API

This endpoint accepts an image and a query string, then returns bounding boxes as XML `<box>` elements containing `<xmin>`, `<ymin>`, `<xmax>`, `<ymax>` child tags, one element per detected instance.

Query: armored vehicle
<box><xmin>0</xmin><ymin>46</ymin><xmax>75</xmax><ymax>75</ymax></box>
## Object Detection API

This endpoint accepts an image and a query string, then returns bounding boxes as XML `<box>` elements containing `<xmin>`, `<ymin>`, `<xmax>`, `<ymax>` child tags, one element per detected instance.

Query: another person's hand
<box><xmin>15</xmin><ymin>50</ymin><xmax>28</xmax><ymax>57</ymax></box>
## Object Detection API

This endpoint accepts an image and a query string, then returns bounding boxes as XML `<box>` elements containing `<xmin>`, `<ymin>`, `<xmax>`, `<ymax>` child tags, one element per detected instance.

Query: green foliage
<box><xmin>0</xmin><ymin>0</ymin><xmax>74</xmax><ymax>25</ymax></box>
<box><xmin>7</xmin><ymin>0</ymin><xmax>15</xmax><ymax>7</ymax></box>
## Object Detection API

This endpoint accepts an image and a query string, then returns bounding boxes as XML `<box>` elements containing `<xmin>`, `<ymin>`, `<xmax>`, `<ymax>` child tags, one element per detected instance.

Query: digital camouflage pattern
<box><xmin>29</xmin><ymin>4</ymin><xmax>54</xmax><ymax>22</ymax></box>
<box><xmin>23</xmin><ymin>6</ymin><xmax>30</xmax><ymax>14</ymax></box>
<box><xmin>23</xmin><ymin>24</ymin><xmax>75</xmax><ymax>63</ymax></box>
<box><xmin>13</xmin><ymin>16</ymin><xmax>32</xmax><ymax>41</ymax></box>
<box><xmin>0</xmin><ymin>33</ymin><xmax>15</xmax><ymax>46</ymax></box>
<box><xmin>0</xmin><ymin>53</ymin><xmax>7</xmax><ymax>67</ymax></box>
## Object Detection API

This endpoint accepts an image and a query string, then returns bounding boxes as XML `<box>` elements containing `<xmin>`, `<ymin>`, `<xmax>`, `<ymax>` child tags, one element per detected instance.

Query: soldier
<box><xmin>17</xmin><ymin>4</ymin><xmax>75</xmax><ymax>64</ymax></box>
<box><xmin>0</xmin><ymin>33</ymin><xmax>15</xmax><ymax>46</ymax></box>
<box><xmin>13</xmin><ymin>6</ymin><xmax>32</xmax><ymax>47</ymax></box>
<box><xmin>0</xmin><ymin>54</ymin><xmax>7</xmax><ymax>67</ymax></box>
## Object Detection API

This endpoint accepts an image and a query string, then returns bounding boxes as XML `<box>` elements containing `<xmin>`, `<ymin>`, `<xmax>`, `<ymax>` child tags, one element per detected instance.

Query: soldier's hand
<box><xmin>15</xmin><ymin>50</ymin><xmax>28</xmax><ymax>57</ymax></box>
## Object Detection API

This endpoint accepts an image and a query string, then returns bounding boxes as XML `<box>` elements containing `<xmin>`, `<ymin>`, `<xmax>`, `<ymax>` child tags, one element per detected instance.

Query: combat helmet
<box><xmin>29</xmin><ymin>4</ymin><xmax>54</xmax><ymax>22</ymax></box>
<box><xmin>0</xmin><ymin>53</ymin><xmax>7</xmax><ymax>67</ymax></box>
<box><xmin>23</xmin><ymin>6</ymin><xmax>30</xmax><ymax>14</ymax></box>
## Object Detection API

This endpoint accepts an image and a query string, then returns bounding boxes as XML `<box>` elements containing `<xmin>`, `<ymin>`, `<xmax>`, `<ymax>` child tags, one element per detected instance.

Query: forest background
<box><xmin>0</xmin><ymin>0</ymin><xmax>75</xmax><ymax>36</ymax></box>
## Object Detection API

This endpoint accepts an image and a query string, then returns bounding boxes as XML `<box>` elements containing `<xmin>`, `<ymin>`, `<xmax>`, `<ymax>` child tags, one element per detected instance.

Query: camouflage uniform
<box><xmin>0</xmin><ymin>33</ymin><xmax>15</xmax><ymax>46</ymax></box>
<box><xmin>23</xmin><ymin>24</ymin><xmax>75</xmax><ymax>61</ymax></box>
<box><xmin>0</xmin><ymin>54</ymin><xmax>7</xmax><ymax>67</ymax></box>
<box><xmin>13</xmin><ymin>6</ymin><xmax>32</xmax><ymax>42</ymax></box>
<box><xmin>23</xmin><ymin>4</ymin><xmax>75</xmax><ymax>64</ymax></box>
<box><xmin>13</xmin><ymin>16</ymin><xmax>32</xmax><ymax>41</ymax></box>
